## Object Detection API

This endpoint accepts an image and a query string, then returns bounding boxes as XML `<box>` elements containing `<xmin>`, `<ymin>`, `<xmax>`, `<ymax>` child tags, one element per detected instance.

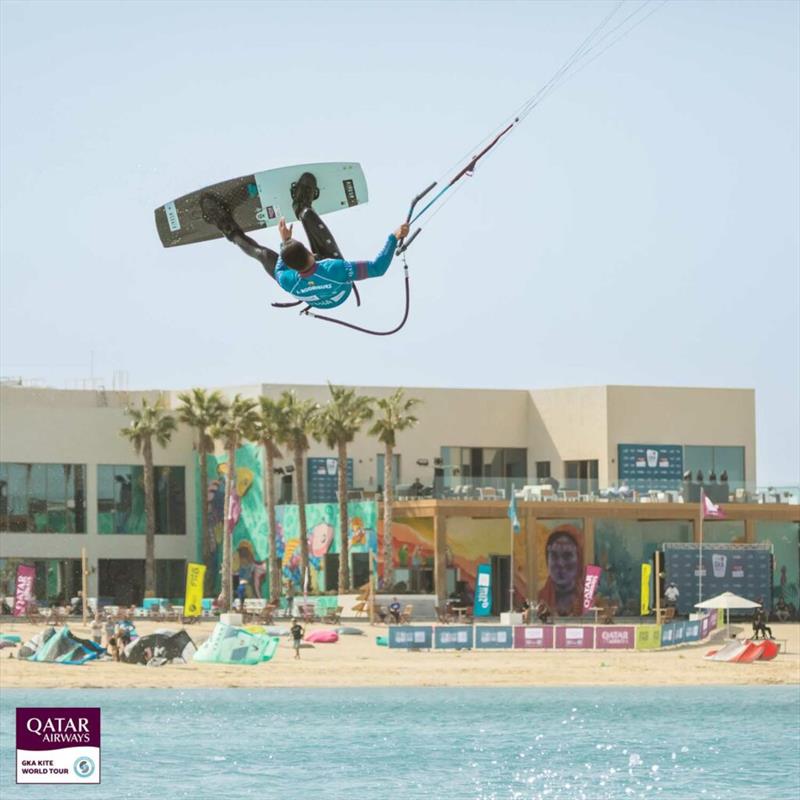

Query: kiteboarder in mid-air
<box><xmin>201</xmin><ymin>172</ymin><xmax>409</xmax><ymax>310</ymax></box>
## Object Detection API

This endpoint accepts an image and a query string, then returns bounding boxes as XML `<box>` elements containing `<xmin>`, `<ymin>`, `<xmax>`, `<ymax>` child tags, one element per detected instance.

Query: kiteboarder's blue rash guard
<box><xmin>275</xmin><ymin>234</ymin><xmax>398</xmax><ymax>309</ymax></box>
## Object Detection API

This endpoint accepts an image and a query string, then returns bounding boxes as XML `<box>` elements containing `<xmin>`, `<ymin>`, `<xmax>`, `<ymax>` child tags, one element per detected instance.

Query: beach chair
<box><xmin>435</xmin><ymin>605</ymin><xmax>453</xmax><ymax>624</ymax></box>
<box><xmin>656</xmin><ymin>606</ymin><xmax>675</xmax><ymax>624</ymax></box>
<box><xmin>299</xmin><ymin>603</ymin><xmax>317</xmax><ymax>623</ymax></box>
<box><xmin>26</xmin><ymin>602</ymin><xmax>44</xmax><ymax>625</ymax></box>
<box><xmin>323</xmin><ymin>606</ymin><xmax>343</xmax><ymax>624</ymax></box>
<box><xmin>399</xmin><ymin>604</ymin><xmax>414</xmax><ymax>624</ymax></box>
<box><xmin>351</xmin><ymin>601</ymin><xmax>367</xmax><ymax>617</ymax></box>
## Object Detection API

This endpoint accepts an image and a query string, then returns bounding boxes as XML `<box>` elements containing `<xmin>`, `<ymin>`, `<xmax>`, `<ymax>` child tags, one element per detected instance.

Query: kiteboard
<box><xmin>154</xmin><ymin>161</ymin><xmax>368</xmax><ymax>248</ymax></box>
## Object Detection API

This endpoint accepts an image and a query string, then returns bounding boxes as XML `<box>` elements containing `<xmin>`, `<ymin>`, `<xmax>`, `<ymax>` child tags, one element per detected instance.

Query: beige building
<box><xmin>0</xmin><ymin>381</ymin><xmax>760</xmax><ymax>603</ymax></box>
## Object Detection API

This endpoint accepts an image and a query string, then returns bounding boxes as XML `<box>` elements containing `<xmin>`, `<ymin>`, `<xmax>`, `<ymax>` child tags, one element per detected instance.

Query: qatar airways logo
<box><xmin>25</xmin><ymin>716</ymin><xmax>91</xmax><ymax>744</ymax></box>
<box><xmin>17</xmin><ymin>708</ymin><xmax>101</xmax><ymax>784</ymax></box>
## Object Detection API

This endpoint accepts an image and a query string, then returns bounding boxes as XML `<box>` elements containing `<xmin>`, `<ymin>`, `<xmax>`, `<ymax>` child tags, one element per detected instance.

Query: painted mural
<box><xmin>198</xmin><ymin>444</ymin><xmax>378</xmax><ymax>597</ymax></box>
<box><xmin>536</xmin><ymin>523</ymin><xmax>585</xmax><ymax>617</ymax></box>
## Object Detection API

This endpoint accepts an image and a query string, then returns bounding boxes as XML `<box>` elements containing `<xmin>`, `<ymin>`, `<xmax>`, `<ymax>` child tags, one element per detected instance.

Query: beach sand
<box><xmin>1</xmin><ymin>619</ymin><xmax>798</xmax><ymax>690</ymax></box>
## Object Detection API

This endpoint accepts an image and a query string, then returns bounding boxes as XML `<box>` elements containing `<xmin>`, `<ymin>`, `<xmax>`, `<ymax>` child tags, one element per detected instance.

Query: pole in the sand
<box><xmin>507</xmin><ymin>484</ymin><xmax>520</xmax><ymax>615</ymax></box>
<box><xmin>698</xmin><ymin>488</ymin><xmax>704</xmax><ymax>607</ymax></box>
<box><xmin>655</xmin><ymin>549</ymin><xmax>662</xmax><ymax>622</ymax></box>
<box><xmin>81</xmin><ymin>547</ymin><xmax>89</xmax><ymax>626</ymax></box>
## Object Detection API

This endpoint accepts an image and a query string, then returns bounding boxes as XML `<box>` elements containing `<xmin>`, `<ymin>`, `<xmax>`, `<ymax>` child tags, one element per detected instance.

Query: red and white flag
<box><xmin>701</xmin><ymin>489</ymin><xmax>725</xmax><ymax>519</ymax></box>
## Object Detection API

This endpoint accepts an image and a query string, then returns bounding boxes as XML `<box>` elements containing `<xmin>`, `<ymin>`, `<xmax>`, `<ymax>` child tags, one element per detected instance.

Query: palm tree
<box><xmin>210</xmin><ymin>394</ymin><xmax>259</xmax><ymax>610</ymax></box>
<box><xmin>277</xmin><ymin>390</ymin><xmax>319</xmax><ymax>590</ymax></box>
<box><xmin>177</xmin><ymin>388</ymin><xmax>226</xmax><ymax>595</ymax></box>
<box><xmin>256</xmin><ymin>396</ymin><xmax>285</xmax><ymax>604</ymax></box>
<box><xmin>120</xmin><ymin>396</ymin><xmax>177</xmax><ymax>597</ymax></box>
<box><xmin>368</xmin><ymin>388</ymin><xmax>420</xmax><ymax>590</ymax></box>
<box><xmin>317</xmin><ymin>384</ymin><xmax>374</xmax><ymax>592</ymax></box>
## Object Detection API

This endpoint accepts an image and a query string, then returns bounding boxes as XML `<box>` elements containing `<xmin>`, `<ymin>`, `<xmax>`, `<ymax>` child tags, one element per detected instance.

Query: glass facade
<box><xmin>376</xmin><ymin>453</ymin><xmax>401</xmax><ymax>492</ymax></box>
<box><xmin>594</xmin><ymin>520</ymin><xmax>692</xmax><ymax>616</ymax></box>
<box><xmin>97</xmin><ymin>465</ymin><xmax>185</xmax><ymax>535</ymax></box>
<box><xmin>564</xmin><ymin>460</ymin><xmax>599</xmax><ymax>494</ymax></box>
<box><xmin>684</xmin><ymin>445</ymin><xmax>745</xmax><ymax>485</ymax></box>
<box><xmin>701</xmin><ymin>520</ymin><xmax>746</xmax><ymax>544</ymax></box>
<box><xmin>439</xmin><ymin>447</ymin><xmax>526</xmax><ymax>488</ymax></box>
<box><xmin>0</xmin><ymin>463</ymin><xmax>86</xmax><ymax>533</ymax></box>
<box><xmin>0</xmin><ymin>558</ymin><xmax>82</xmax><ymax>604</ymax></box>
<box><xmin>755</xmin><ymin>522</ymin><xmax>800</xmax><ymax>614</ymax></box>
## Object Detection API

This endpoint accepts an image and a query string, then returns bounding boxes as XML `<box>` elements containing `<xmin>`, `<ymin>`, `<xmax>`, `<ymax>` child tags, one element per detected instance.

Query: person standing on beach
<box><xmin>290</xmin><ymin>618</ymin><xmax>304</xmax><ymax>659</ymax></box>
<box><xmin>284</xmin><ymin>580</ymin><xmax>295</xmax><ymax>618</ymax></box>
<box><xmin>89</xmin><ymin>614</ymin><xmax>103</xmax><ymax>645</ymax></box>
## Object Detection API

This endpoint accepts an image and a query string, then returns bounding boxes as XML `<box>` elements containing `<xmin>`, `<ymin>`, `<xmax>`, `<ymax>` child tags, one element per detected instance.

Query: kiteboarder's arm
<box><xmin>347</xmin><ymin>223</ymin><xmax>410</xmax><ymax>282</ymax></box>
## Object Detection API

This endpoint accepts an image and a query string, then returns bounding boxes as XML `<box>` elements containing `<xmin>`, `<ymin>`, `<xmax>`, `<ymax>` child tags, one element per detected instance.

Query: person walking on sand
<box><xmin>291</xmin><ymin>618</ymin><xmax>305</xmax><ymax>659</ymax></box>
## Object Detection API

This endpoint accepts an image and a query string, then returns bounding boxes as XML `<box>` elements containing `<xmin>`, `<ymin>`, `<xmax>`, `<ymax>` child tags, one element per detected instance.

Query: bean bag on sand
<box><xmin>305</xmin><ymin>630</ymin><xmax>339</xmax><ymax>644</ymax></box>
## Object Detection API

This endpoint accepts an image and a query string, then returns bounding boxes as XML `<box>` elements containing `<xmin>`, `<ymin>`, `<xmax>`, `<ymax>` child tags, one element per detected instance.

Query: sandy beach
<box><xmin>1</xmin><ymin>619</ymin><xmax>798</xmax><ymax>690</ymax></box>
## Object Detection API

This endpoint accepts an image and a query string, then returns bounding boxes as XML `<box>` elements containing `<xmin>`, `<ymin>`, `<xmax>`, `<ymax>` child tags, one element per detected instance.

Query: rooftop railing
<box><xmin>383</xmin><ymin>478</ymin><xmax>799</xmax><ymax>505</ymax></box>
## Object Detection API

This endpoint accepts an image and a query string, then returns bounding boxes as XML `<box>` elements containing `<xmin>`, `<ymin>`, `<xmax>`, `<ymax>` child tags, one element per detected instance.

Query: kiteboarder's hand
<box><xmin>279</xmin><ymin>217</ymin><xmax>293</xmax><ymax>242</ymax></box>
<box><xmin>394</xmin><ymin>222</ymin><xmax>410</xmax><ymax>239</ymax></box>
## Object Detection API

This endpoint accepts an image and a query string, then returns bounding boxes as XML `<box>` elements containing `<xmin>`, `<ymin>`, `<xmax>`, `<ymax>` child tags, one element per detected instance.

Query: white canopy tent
<box><xmin>695</xmin><ymin>591</ymin><xmax>761</xmax><ymax>638</ymax></box>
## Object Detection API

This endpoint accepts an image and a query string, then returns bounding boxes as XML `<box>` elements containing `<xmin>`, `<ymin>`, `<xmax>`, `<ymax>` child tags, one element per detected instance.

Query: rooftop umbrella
<box><xmin>695</xmin><ymin>592</ymin><xmax>761</xmax><ymax>638</ymax></box>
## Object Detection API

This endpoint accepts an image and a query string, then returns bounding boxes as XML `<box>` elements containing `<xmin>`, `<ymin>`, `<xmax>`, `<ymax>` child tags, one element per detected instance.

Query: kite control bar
<box><xmin>396</xmin><ymin>181</ymin><xmax>437</xmax><ymax>255</ymax></box>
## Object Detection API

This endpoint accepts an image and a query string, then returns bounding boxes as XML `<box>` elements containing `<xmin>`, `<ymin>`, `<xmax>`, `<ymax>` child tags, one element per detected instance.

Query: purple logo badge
<box><xmin>16</xmin><ymin>708</ymin><xmax>101</xmax><ymax>784</ymax></box>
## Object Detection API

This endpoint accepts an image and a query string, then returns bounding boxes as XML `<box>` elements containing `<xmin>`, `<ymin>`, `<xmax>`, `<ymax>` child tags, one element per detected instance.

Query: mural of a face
<box><xmin>310</xmin><ymin>523</ymin><xmax>334</xmax><ymax>557</ymax></box>
<box><xmin>547</xmin><ymin>532</ymin><xmax>580</xmax><ymax>592</ymax></box>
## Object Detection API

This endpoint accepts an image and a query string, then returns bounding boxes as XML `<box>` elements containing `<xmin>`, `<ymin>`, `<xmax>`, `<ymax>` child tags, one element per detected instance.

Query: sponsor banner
<box><xmin>640</xmin><ymin>563</ymin><xmax>651</xmax><ymax>616</ymax></box>
<box><xmin>434</xmin><ymin>626</ymin><xmax>474</xmax><ymax>650</ymax></box>
<box><xmin>13</xmin><ymin>564</ymin><xmax>36</xmax><ymax>617</ymax></box>
<box><xmin>388</xmin><ymin>626</ymin><xmax>433</xmax><ymax>649</ymax></box>
<box><xmin>709</xmin><ymin>611</ymin><xmax>717</xmax><ymax>631</ymax></box>
<box><xmin>473</xmin><ymin>563</ymin><xmax>492</xmax><ymax>617</ymax></box>
<box><xmin>513</xmin><ymin>625</ymin><xmax>554</xmax><ymax>650</ymax></box>
<box><xmin>701</xmin><ymin>614</ymin><xmax>711</xmax><ymax>638</ymax></box>
<box><xmin>684</xmin><ymin>621</ymin><xmax>701</xmax><ymax>642</ymax></box>
<box><xmin>673</xmin><ymin>621</ymin><xmax>686</xmax><ymax>644</ymax></box>
<box><xmin>17</xmin><ymin>708</ymin><xmax>100</xmax><ymax>784</ymax></box>
<box><xmin>582</xmin><ymin>565</ymin><xmax>602</xmax><ymax>613</ymax></box>
<box><xmin>555</xmin><ymin>626</ymin><xmax>594</xmax><ymax>649</ymax></box>
<box><xmin>635</xmin><ymin>624</ymin><xmax>662</xmax><ymax>650</ymax></box>
<box><xmin>618</xmin><ymin>443</ymin><xmax>683</xmax><ymax>490</ymax></box>
<box><xmin>661</xmin><ymin>622</ymin><xmax>676</xmax><ymax>647</ymax></box>
<box><xmin>717</xmin><ymin>608</ymin><xmax>725</xmax><ymax>628</ymax></box>
<box><xmin>184</xmin><ymin>562</ymin><xmax>205</xmax><ymax>617</ymax></box>
<box><xmin>474</xmin><ymin>626</ymin><xmax>513</xmax><ymax>649</ymax></box>
<box><xmin>595</xmin><ymin>626</ymin><xmax>635</xmax><ymax>650</ymax></box>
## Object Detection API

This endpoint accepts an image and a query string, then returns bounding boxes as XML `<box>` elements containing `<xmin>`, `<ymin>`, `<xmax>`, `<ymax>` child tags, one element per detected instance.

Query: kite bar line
<box><xmin>395</xmin><ymin>0</ymin><xmax>667</xmax><ymax>255</ymax></box>
<box><xmin>302</xmin><ymin>254</ymin><xmax>411</xmax><ymax>336</ymax></box>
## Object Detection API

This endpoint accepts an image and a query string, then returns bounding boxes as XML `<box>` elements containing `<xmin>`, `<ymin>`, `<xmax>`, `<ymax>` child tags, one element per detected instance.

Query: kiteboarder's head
<box><xmin>281</xmin><ymin>239</ymin><xmax>315</xmax><ymax>273</ymax></box>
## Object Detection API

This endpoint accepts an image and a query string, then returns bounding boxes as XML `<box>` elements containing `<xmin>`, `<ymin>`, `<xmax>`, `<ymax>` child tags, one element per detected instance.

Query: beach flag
<box><xmin>184</xmin><ymin>562</ymin><xmax>206</xmax><ymax>617</ymax></box>
<box><xmin>582</xmin><ymin>565</ymin><xmax>602</xmax><ymax>613</ymax></box>
<box><xmin>507</xmin><ymin>485</ymin><xmax>521</xmax><ymax>533</ymax></box>
<box><xmin>701</xmin><ymin>489</ymin><xmax>726</xmax><ymax>519</ymax></box>
<box><xmin>640</xmin><ymin>563</ymin><xmax>652</xmax><ymax>615</ymax></box>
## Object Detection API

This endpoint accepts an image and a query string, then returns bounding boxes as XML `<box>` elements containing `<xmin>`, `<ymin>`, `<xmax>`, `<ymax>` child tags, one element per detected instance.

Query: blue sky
<box><xmin>1</xmin><ymin>0</ymin><xmax>797</xmax><ymax>484</ymax></box>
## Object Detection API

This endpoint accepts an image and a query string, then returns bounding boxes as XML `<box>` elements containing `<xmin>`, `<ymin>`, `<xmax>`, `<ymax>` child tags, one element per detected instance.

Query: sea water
<box><xmin>1</xmin><ymin>686</ymin><xmax>798</xmax><ymax>799</ymax></box>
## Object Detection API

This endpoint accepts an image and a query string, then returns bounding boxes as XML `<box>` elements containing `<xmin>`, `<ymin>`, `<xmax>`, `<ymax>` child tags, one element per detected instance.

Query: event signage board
<box><xmin>673</xmin><ymin>621</ymin><xmax>686</xmax><ymax>644</ymax></box>
<box><xmin>513</xmin><ymin>626</ymin><xmax>554</xmax><ymax>649</ymax></box>
<box><xmin>595</xmin><ymin>626</ymin><xmax>635</xmax><ymax>649</ymax></box>
<box><xmin>388</xmin><ymin>626</ymin><xmax>433</xmax><ymax>649</ymax></box>
<box><xmin>306</xmin><ymin>457</ymin><xmax>353</xmax><ymax>503</ymax></box>
<box><xmin>16</xmin><ymin>708</ymin><xmax>101</xmax><ymax>784</ymax></box>
<box><xmin>635</xmin><ymin>625</ymin><xmax>662</xmax><ymax>650</ymax></box>
<box><xmin>664</xmin><ymin>544</ymin><xmax>772</xmax><ymax>614</ymax></box>
<box><xmin>473</xmin><ymin>564</ymin><xmax>492</xmax><ymax>617</ymax></box>
<box><xmin>434</xmin><ymin>626</ymin><xmax>474</xmax><ymax>650</ymax></box>
<box><xmin>661</xmin><ymin>623</ymin><xmax>676</xmax><ymax>647</ymax></box>
<box><xmin>683</xmin><ymin>621</ymin><xmax>701</xmax><ymax>642</ymax></box>
<box><xmin>555</xmin><ymin>626</ymin><xmax>594</xmax><ymax>649</ymax></box>
<box><xmin>617</xmin><ymin>444</ymin><xmax>683</xmax><ymax>490</ymax></box>
<box><xmin>474</xmin><ymin>626</ymin><xmax>513</xmax><ymax>649</ymax></box>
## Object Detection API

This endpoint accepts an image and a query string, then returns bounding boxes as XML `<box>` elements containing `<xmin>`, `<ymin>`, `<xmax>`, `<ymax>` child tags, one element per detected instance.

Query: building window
<box><xmin>684</xmin><ymin>446</ymin><xmax>745</xmax><ymax>486</ymax></box>
<box><xmin>376</xmin><ymin>453</ymin><xmax>401</xmax><ymax>492</ymax></box>
<box><xmin>97</xmin><ymin>465</ymin><xmax>185</xmax><ymax>535</ymax></box>
<box><xmin>0</xmin><ymin>558</ymin><xmax>82</xmax><ymax>604</ymax></box>
<box><xmin>440</xmin><ymin>447</ymin><xmax>527</xmax><ymax>486</ymax></box>
<box><xmin>0</xmin><ymin>463</ymin><xmax>86</xmax><ymax>533</ymax></box>
<box><xmin>564</xmin><ymin>460</ymin><xmax>599</xmax><ymax>494</ymax></box>
<box><xmin>536</xmin><ymin>461</ymin><xmax>551</xmax><ymax>480</ymax></box>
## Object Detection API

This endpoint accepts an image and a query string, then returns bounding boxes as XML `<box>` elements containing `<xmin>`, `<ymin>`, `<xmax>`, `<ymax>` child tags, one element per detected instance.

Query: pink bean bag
<box><xmin>305</xmin><ymin>630</ymin><xmax>339</xmax><ymax>644</ymax></box>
